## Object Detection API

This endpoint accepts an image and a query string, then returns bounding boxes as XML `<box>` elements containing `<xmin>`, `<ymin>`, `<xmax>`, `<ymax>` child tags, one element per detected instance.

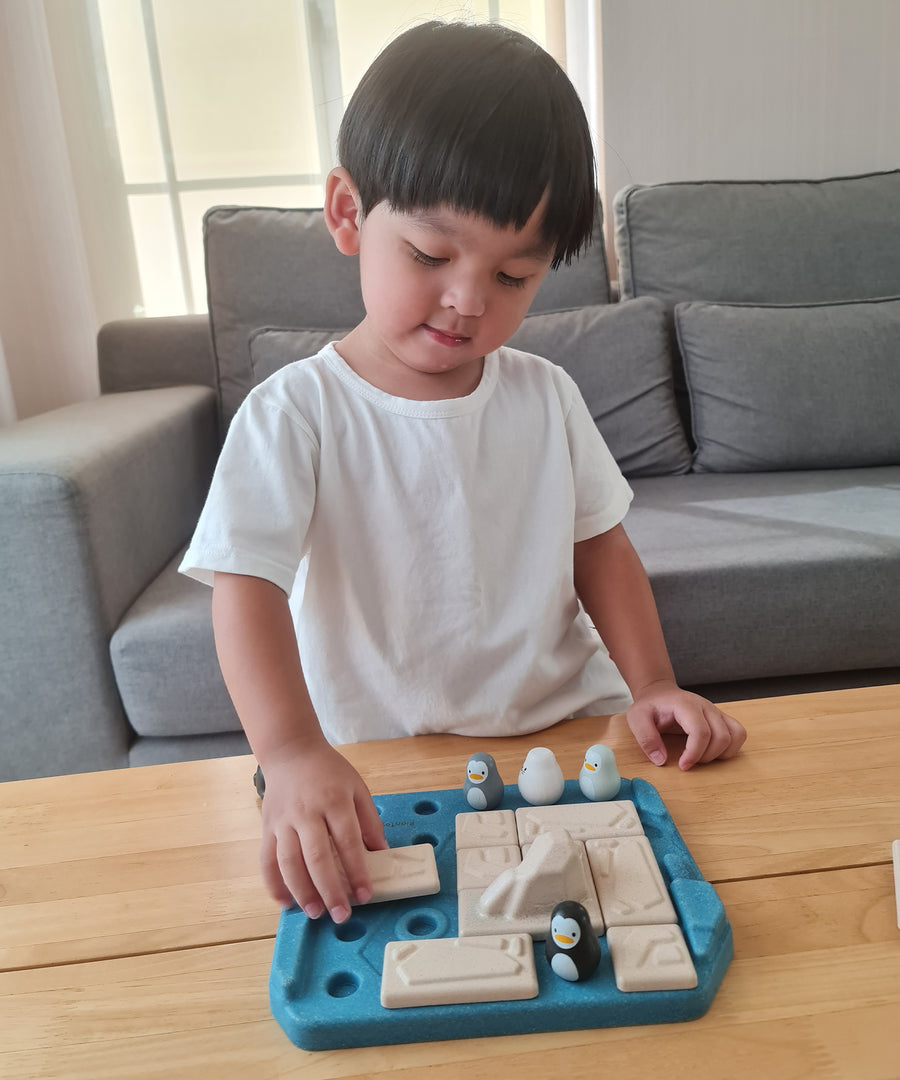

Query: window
<box><xmin>89</xmin><ymin>0</ymin><xmax>558</xmax><ymax>317</ymax></box>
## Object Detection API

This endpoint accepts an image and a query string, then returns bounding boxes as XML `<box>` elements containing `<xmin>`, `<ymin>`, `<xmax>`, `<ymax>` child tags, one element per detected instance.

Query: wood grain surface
<box><xmin>1</xmin><ymin>685</ymin><xmax>898</xmax><ymax>1078</ymax></box>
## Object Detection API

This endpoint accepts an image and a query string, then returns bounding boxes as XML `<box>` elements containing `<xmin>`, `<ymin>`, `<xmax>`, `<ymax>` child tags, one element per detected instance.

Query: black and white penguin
<box><xmin>463</xmin><ymin>754</ymin><xmax>504</xmax><ymax>810</ymax></box>
<box><xmin>545</xmin><ymin>900</ymin><xmax>601</xmax><ymax>982</ymax></box>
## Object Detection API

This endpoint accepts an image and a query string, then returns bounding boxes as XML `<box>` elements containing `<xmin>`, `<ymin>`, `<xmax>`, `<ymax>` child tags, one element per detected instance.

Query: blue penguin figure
<box><xmin>545</xmin><ymin>900</ymin><xmax>601</xmax><ymax>982</ymax></box>
<box><xmin>578</xmin><ymin>743</ymin><xmax>621</xmax><ymax>801</ymax></box>
<box><xmin>463</xmin><ymin>754</ymin><xmax>504</xmax><ymax>810</ymax></box>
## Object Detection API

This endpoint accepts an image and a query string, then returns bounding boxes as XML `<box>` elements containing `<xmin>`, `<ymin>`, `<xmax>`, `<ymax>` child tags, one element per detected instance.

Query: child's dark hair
<box><xmin>337</xmin><ymin>21</ymin><xmax>596</xmax><ymax>268</ymax></box>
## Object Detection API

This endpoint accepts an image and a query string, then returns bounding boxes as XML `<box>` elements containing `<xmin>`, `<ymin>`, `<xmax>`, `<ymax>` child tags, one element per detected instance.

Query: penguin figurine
<box><xmin>545</xmin><ymin>900</ymin><xmax>601</xmax><ymax>982</ymax></box>
<box><xmin>463</xmin><ymin>754</ymin><xmax>504</xmax><ymax>810</ymax></box>
<box><xmin>578</xmin><ymin>743</ymin><xmax>621</xmax><ymax>801</ymax></box>
<box><xmin>517</xmin><ymin>747</ymin><xmax>565</xmax><ymax>806</ymax></box>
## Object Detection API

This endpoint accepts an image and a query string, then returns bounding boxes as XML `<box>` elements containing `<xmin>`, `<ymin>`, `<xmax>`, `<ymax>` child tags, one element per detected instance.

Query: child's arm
<box><xmin>211</xmin><ymin>572</ymin><xmax>387</xmax><ymax>921</ymax></box>
<box><xmin>573</xmin><ymin>525</ymin><xmax>746</xmax><ymax>769</ymax></box>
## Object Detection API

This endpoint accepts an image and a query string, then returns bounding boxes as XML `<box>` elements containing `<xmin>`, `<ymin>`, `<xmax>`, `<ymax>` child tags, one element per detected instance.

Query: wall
<box><xmin>596</xmin><ymin>0</ymin><xmax>900</xmax><ymax>266</ymax></box>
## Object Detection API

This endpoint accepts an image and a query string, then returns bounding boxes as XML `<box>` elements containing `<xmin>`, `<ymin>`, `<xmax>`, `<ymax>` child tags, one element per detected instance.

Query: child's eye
<box><xmin>411</xmin><ymin>247</ymin><xmax>445</xmax><ymax>268</ymax></box>
<box><xmin>498</xmin><ymin>272</ymin><xmax>528</xmax><ymax>289</ymax></box>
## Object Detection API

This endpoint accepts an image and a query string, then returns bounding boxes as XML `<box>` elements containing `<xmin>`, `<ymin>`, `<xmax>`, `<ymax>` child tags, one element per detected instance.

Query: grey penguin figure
<box><xmin>463</xmin><ymin>753</ymin><xmax>504</xmax><ymax>810</ymax></box>
<box><xmin>545</xmin><ymin>900</ymin><xmax>601</xmax><ymax>982</ymax></box>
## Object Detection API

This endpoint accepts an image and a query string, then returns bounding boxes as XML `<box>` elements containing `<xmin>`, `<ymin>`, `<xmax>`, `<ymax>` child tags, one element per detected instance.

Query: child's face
<box><xmin>348</xmin><ymin>198</ymin><xmax>554</xmax><ymax>398</ymax></box>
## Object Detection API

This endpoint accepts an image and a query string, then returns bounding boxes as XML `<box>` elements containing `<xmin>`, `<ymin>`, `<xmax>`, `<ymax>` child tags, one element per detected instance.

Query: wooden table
<box><xmin>2</xmin><ymin>685</ymin><xmax>899</xmax><ymax>1079</ymax></box>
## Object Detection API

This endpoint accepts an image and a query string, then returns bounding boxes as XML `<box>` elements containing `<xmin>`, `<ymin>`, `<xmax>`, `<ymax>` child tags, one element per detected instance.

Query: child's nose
<box><xmin>442</xmin><ymin>277</ymin><xmax>486</xmax><ymax>318</ymax></box>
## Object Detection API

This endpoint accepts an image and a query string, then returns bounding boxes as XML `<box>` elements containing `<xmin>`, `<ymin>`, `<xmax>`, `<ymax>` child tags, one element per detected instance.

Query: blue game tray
<box><xmin>269</xmin><ymin>777</ymin><xmax>733</xmax><ymax>1050</ymax></box>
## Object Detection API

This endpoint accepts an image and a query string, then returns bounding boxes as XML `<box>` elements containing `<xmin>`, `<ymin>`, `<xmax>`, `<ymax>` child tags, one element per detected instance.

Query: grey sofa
<box><xmin>2</xmin><ymin>168</ymin><xmax>899</xmax><ymax>781</ymax></box>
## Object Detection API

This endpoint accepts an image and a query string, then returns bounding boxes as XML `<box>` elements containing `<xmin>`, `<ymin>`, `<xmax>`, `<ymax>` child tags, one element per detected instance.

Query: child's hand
<box><xmin>625</xmin><ymin>681</ymin><xmax>746</xmax><ymax>770</ymax></box>
<box><xmin>257</xmin><ymin>741</ymin><xmax>388</xmax><ymax>922</ymax></box>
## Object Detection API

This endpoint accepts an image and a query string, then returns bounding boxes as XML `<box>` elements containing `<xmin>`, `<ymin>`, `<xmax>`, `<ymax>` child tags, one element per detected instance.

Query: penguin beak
<box><xmin>554</xmin><ymin>934</ymin><xmax>574</xmax><ymax>945</ymax></box>
<box><xmin>584</xmin><ymin>762</ymin><xmax>596</xmax><ymax>772</ymax></box>
<box><xmin>468</xmin><ymin>773</ymin><xmax>481</xmax><ymax>781</ymax></box>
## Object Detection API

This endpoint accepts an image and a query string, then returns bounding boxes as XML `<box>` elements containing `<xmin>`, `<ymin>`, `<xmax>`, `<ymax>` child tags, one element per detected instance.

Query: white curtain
<box><xmin>0</xmin><ymin>0</ymin><xmax>99</xmax><ymax>422</ymax></box>
<box><xmin>0</xmin><ymin>333</ymin><xmax>17</xmax><ymax>427</ymax></box>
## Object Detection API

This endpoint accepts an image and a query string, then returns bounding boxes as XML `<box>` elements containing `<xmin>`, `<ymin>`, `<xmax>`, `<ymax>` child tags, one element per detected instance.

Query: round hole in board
<box><xmin>333</xmin><ymin>918</ymin><xmax>366</xmax><ymax>942</ymax></box>
<box><xmin>411</xmin><ymin>833</ymin><xmax>438</xmax><ymax>847</ymax></box>
<box><xmin>406</xmin><ymin>913</ymin><xmax>439</xmax><ymax>936</ymax></box>
<box><xmin>326</xmin><ymin>971</ymin><xmax>360</xmax><ymax>998</ymax></box>
<box><xmin>413</xmin><ymin>799</ymin><xmax>439</xmax><ymax>815</ymax></box>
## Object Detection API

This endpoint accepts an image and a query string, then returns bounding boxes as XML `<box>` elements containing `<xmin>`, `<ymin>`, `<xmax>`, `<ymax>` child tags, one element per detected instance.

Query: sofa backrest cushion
<box><xmin>615</xmin><ymin>169</ymin><xmax>900</xmax><ymax>307</ymax></box>
<box><xmin>676</xmin><ymin>295</ymin><xmax>900</xmax><ymax>472</ymax></box>
<box><xmin>249</xmin><ymin>297</ymin><xmax>691</xmax><ymax>479</ymax></box>
<box><xmin>205</xmin><ymin>204</ymin><xmax>612</xmax><ymax>427</ymax></box>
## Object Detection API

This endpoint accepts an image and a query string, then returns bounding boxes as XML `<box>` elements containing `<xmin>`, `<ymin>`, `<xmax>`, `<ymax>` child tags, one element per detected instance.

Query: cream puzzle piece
<box><xmin>381</xmin><ymin>933</ymin><xmax>538</xmax><ymax>1008</ymax></box>
<box><xmin>458</xmin><ymin>824</ymin><xmax>604</xmax><ymax>939</ymax></box>
<box><xmin>354</xmin><ymin>843</ymin><xmax>441</xmax><ymax>905</ymax></box>
<box><xmin>515</xmin><ymin>800</ymin><xmax>644</xmax><ymax>845</ymax></box>
<box><xmin>379</xmin><ymin>797</ymin><xmax>699</xmax><ymax>1006</ymax></box>
<box><xmin>455</xmin><ymin>809</ymin><xmax>518</xmax><ymax>849</ymax></box>
<box><xmin>585</xmin><ymin>836</ymin><xmax>677</xmax><ymax>927</ymax></box>
<box><xmin>457</xmin><ymin>844</ymin><xmax>522</xmax><ymax>890</ymax></box>
<box><xmin>893</xmin><ymin>839</ymin><xmax>900</xmax><ymax>929</ymax></box>
<box><xmin>606</xmin><ymin>924</ymin><xmax>698</xmax><ymax>991</ymax></box>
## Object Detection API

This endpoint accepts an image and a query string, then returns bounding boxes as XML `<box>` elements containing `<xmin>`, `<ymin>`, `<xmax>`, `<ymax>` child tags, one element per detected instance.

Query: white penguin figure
<box><xmin>545</xmin><ymin>900</ymin><xmax>601</xmax><ymax>982</ymax></box>
<box><xmin>578</xmin><ymin>743</ymin><xmax>621</xmax><ymax>801</ymax></box>
<box><xmin>463</xmin><ymin>754</ymin><xmax>504</xmax><ymax>810</ymax></box>
<box><xmin>517</xmin><ymin>747</ymin><xmax>565</xmax><ymax>806</ymax></box>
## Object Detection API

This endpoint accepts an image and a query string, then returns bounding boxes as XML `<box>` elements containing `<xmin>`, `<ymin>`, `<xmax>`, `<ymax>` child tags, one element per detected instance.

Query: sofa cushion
<box><xmin>250</xmin><ymin>327</ymin><xmax>349</xmax><ymax>385</ymax></box>
<box><xmin>676</xmin><ymin>296</ymin><xmax>900</xmax><ymax>472</ymax></box>
<box><xmin>205</xmin><ymin>205</ymin><xmax>611</xmax><ymax>428</ymax></box>
<box><xmin>625</xmin><ymin>468</ymin><xmax>900</xmax><ymax>685</ymax></box>
<box><xmin>508</xmin><ymin>299</ymin><xmax>690</xmax><ymax>476</ymax></box>
<box><xmin>111</xmin><ymin>550</ymin><xmax>241</xmax><ymax>738</ymax></box>
<box><xmin>614</xmin><ymin>169</ymin><xmax>900</xmax><ymax>307</ymax></box>
<box><xmin>248</xmin><ymin>299</ymin><xmax>691</xmax><ymax>478</ymax></box>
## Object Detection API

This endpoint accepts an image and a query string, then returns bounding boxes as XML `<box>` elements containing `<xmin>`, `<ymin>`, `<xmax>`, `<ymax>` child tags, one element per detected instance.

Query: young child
<box><xmin>180</xmin><ymin>20</ymin><xmax>745</xmax><ymax>925</ymax></box>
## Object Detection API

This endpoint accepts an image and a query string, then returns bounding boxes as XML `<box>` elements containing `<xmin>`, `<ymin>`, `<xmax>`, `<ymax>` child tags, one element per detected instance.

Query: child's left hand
<box><xmin>625</xmin><ymin>680</ymin><xmax>746</xmax><ymax>770</ymax></box>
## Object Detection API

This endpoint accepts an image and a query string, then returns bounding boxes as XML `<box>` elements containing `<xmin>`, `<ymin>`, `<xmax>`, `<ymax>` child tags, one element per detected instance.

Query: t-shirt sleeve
<box><xmin>560</xmin><ymin>370</ymin><xmax>633</xmax><ymax>542</ymax></box>
<box><xmin>178</xmin><ymin>388</ymin><xmax>319</xmax><ymax>594</ymax></box>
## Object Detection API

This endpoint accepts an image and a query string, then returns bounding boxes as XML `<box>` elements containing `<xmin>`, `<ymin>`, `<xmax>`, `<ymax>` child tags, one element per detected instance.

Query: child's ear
<box><xmin>324</xmin><ymin>168</ymin><xmax>363</xmax><ymax>255</ymax></box>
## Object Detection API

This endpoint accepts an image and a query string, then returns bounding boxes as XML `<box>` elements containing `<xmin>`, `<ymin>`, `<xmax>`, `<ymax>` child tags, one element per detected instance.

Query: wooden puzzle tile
<box><xmin>356</xmin><ymin>844</ymin><xmax>440</xmax><ymax>904</ymax></box>
<box><xmin>586</xmin><ymin>836</ymin><xmax>677</xmax><ymax>927</ymax></box>
<box><xmin>456</xmin><ymin>844</ymin><xmax>522</xmax><ymax>890</ymax></box>
<box><xmin>380</xmin><ymin>933</ymin><xmax>538</xmax><ymax>1008</ymax></box>
<box><xmin>458</xmin><ymin>825</ymin><xmax>603</xmax><ymax>940</ymax></box>
<box><xmin>515</xmin><ymin>800</ymin><xmax>644</xmax><ymax>845</ymax></box>
<box><xmin>607</xmin><ymin>924</ymin><xmax>698</xmax><ymax>992</ymax></box>
<box><xmin>455</xmin><ymin>809</ymin><xmax>518</xmax><ymax>850</ymax></box>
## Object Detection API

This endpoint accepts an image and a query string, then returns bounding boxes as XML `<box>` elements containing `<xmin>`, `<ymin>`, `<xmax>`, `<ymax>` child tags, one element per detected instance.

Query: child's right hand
<box><xmin>257</xmin><ymin>741</ymin><xmax>388</xmax><ymax>922</ymax></box>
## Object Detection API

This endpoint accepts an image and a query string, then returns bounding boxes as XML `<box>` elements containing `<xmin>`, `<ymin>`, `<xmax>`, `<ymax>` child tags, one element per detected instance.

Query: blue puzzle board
<box><xmin>269</xmin><ymin>777</ymin><xmax>733</xmax><ymax>1050</ymax></box>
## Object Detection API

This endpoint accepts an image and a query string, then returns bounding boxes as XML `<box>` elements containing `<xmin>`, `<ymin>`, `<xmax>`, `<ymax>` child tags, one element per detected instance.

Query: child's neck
<box><xmin>333</xmin><ymin>327</ymin><xmax>486</xmax><ymax>401</ymax></box>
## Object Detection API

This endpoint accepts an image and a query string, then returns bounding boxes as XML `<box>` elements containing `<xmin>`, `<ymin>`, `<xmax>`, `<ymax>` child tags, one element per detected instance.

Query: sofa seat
<box><xmin>111</xmin><ymin>549</ymin><xmax>240</xmax><ymax>738</ymax></box>
<box><xmin>627</xmin><ymin>467</ymin><xmax>900</xmax><ymax>685</ymax></box>
<box><xmin>111</xmin><ymin>466</ymin><xmax>900</xmax><ymax>749</ymax></box>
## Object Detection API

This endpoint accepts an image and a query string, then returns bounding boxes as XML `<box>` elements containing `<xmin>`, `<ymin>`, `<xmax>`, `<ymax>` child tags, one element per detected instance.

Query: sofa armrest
<box><xmin>98</xmin><ymin>314</ymin><xmax>217</xmax><ymax>394</ymax></box>
<box><xmin>0</xmin><ymin>385</ymin><xmax>218</xmax><ymax>779</ymax></box>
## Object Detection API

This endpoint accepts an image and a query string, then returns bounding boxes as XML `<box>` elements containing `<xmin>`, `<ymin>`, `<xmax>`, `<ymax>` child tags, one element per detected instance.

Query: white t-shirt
<box><xmin>180</xmin><ymin>342</ymin><xmax>634</xmax><ymax>744</ymax></box>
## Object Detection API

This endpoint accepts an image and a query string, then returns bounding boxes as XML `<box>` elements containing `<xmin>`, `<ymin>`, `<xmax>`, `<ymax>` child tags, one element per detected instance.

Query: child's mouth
<box><xmin>422</xmin><ymin>324</ymin><xmax>470</xmax><ymax>347</ymax></box>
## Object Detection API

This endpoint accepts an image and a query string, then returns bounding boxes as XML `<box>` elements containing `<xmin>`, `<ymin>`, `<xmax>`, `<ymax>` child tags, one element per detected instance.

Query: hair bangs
<box><xmin>338</xmin><ymin>21</ymin><xmax>596</xmax><ymax>267</ymax></box>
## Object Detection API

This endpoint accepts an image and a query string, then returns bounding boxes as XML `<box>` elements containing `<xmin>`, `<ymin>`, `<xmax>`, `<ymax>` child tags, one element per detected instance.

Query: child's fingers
<box><xmin>679</xmin><ymin>706</ymin><xmax>746</xmax><ymax>768</ymax></box>
<box><xmin>356</xmin><ymin>788</ymin><xmax>389</xmax><ymax>852</ymax></box>
<box><xmin>275</xmin><ymin>823</ymin><xmax>329</xmax><ymax>918</ymax></box>
<box><xmin>259</xmin><ymin>828</ymin><xmax>296</xmax><ymax>909</ymax></box>
<box><xmin>326</xmin><ymin>805</ymin><xmax>376</xmax><ymax>909</ymax></box>
<box><xmin>624</xmin><ymin>705</ymin><xmax>669</xmax><ymax>767</ymax></box>
<box><xmin>294</xmin><ymin>815</ymin><xmax>355</xmax><ymax>923</ymax></box>
<box><xmin>677</xmin><ymin>710</ymin><xmax>713</xmax><ymax>770</ymax></box>
<box><xmin>719</xmin><ymin>712</ymin><xmax>748</xmax><ymax>758</ymax></box>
